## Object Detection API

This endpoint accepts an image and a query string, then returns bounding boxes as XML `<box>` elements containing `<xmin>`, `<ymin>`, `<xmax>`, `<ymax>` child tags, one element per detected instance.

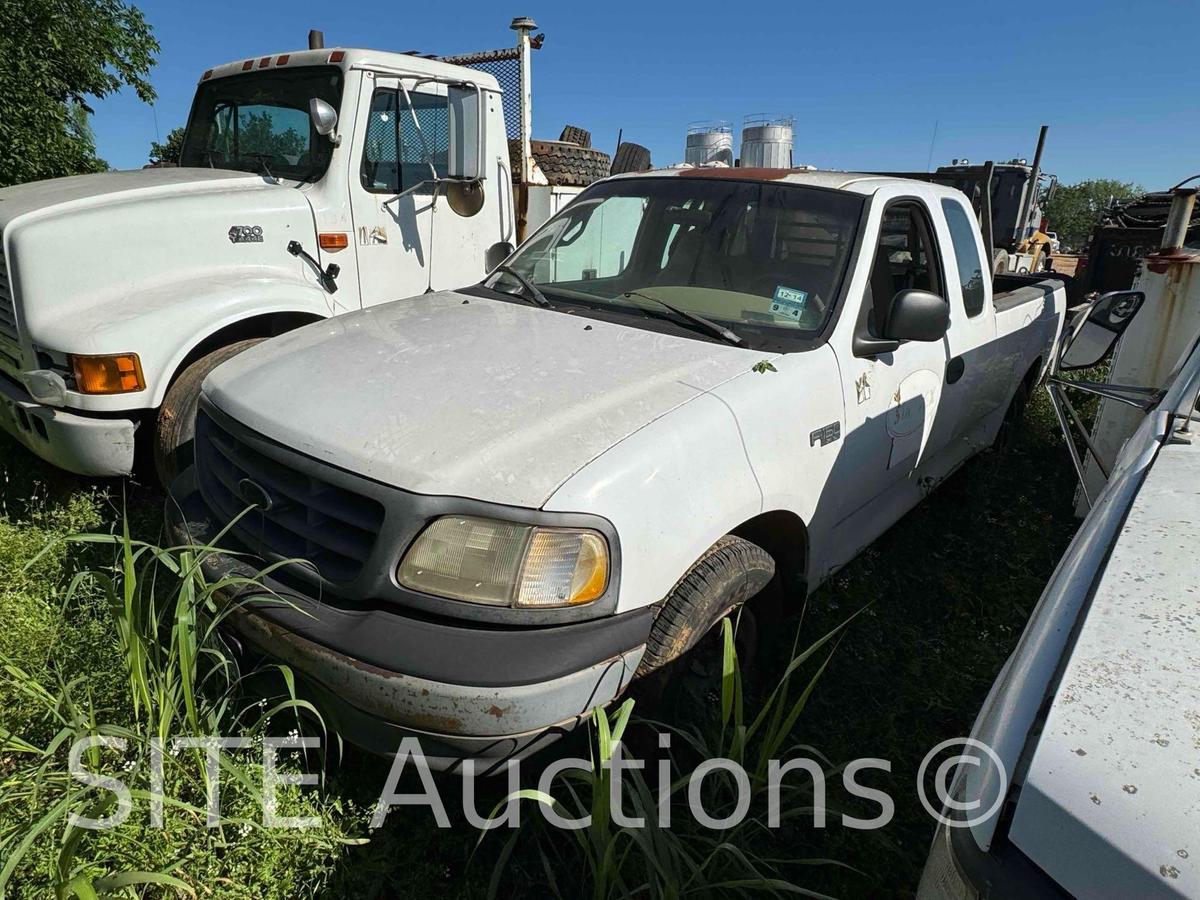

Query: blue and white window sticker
<box><xmin>770</xmin><ymin>286</ymin><xmax>809</xmax><ymax>322</ymax></box>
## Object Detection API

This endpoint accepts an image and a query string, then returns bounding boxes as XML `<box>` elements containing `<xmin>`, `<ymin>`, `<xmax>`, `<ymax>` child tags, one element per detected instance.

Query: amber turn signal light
<box><xmin>318</xmin><ymin>232</ymin><xmax>349</xmax><ymax>250</ymax></box>
<box><xmin>70</xmin><ymin>354</ymin><xmax>145</xmax><ymax>394</ymax></box>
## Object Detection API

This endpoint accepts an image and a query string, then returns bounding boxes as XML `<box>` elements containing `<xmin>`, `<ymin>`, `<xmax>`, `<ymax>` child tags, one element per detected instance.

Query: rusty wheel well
<box><xmin>730</xmin><ymin>510</ymin><xmax>809</xmax><ymax>597</ymax></box>
<box><xmin>169</xmin><ymin>312</ymin><xmax>324</xmax><ymax>391</ymax></box>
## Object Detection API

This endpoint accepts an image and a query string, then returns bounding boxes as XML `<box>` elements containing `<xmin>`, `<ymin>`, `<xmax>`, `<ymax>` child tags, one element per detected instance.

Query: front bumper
<box><xmin>0</xmin><ymin>373</ymin><xmax>136</xmax><ymax>476</ymax></box>
<box><xmin>167</xmin><ymin>468</ymin><xmax>650</xmax><ymax>770</ymax></box>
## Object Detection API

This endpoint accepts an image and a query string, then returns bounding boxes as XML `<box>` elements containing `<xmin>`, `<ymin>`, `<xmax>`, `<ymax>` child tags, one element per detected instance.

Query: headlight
<box><xmin>397</xmin><ymin>515</ymin><xmax>609</xmax><ymax>609</ymax></box>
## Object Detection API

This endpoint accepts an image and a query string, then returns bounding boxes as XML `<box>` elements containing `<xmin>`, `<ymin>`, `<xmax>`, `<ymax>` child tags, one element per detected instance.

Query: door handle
<box><xmin>946</xmin><ymin>356</ymin><xmax>965</xmax><ymax>385</ymax></box>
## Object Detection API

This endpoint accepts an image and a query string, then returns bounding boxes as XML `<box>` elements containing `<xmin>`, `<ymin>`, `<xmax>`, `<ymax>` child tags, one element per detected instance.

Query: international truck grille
<box><xmin>195</xmin><ymin>410</ymin><xmax>385</xmax><ymax>584</ymax></box>
<box><xmin>0</xmin><ymin>244</ymin><xmax>18</xmax><ymax>346</ymax></box>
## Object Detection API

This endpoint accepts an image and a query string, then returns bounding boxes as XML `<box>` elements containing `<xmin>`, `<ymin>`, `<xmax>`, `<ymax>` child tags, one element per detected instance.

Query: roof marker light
<box><xmin>258</xmin><ymin>56</ymin><xmax>271</xmax><ymax>68</ymax></box>
<box><xmin>328</xmin><ymin>50</ymin><xmax>345</xmax><ymax>63</ymax></box>
<box><xmin>276</xmin><ymin>54</ymin><xmax>290</xmax><ymax>65</ymax></box>
<box><xmin>241</xmin><ymin>60</ymin><xmax>253</xmax><ymax>71</ymax></box>
<box><xmin>202</xmin><ymin>69</ymin><xmax>213</xmax><ymax>80</ymax></box>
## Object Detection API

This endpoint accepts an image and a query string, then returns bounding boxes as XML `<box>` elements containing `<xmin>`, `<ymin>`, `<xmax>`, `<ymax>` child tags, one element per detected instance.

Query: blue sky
<box><xmin>93</xmin><ymin>0</ymin><xmax>1199</xmax><ymax>189</ymax></box>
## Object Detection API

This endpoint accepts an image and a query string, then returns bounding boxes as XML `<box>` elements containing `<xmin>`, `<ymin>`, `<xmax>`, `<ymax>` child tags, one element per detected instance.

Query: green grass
<box><xmin>0</xmin><ymin>385</ymin><xmax>1082</xmax><ymax>898</ymax></box>
<box><xmin>0</xmin><ymin>457</ymin><xmax>368</xmax><ymax>897</ymax></box>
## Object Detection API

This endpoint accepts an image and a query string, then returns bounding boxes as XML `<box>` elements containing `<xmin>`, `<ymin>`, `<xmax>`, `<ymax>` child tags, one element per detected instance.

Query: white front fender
<box><xmin>41</xmin><ymin>274</ymin><xmax>344</xmax><ymax>411</ymax></box>
<box><xmin>543</xmin><ymin>391</ymin><xmax>765</xmax><ymax>615</ymax></box>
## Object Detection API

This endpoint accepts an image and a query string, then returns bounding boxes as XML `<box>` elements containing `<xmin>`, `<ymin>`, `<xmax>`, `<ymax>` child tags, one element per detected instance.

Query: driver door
<box><xmin>832</xmin><ymin>197</ymin><xmax>951</xmax><ymax>539</ymax></box>
<box><xmin>348</xmin><ymin>76</ymin><xmax>494</xmax><ymax>306</ymax></box>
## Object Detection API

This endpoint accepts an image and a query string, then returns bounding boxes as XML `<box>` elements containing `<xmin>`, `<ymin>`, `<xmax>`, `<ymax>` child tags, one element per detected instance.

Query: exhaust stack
<box><xmin>308</xmin><ymin>29</ymin><xmax>324</xmax><ymax>50</ymax></box>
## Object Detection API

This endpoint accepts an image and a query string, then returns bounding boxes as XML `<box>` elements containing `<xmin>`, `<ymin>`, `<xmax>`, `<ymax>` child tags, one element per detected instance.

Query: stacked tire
<box><xmin>529</xmin><ymin>139</ymin><xmax>611</xmax><ymax>187</ymax></box>
<box><xmin>610</xmin><ymin>142</ymin><xmax>652</xmax><ymax>176</ymax></box>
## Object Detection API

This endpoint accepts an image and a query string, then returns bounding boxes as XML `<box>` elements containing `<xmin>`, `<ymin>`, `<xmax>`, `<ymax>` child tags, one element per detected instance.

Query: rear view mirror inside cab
<box><xmin>663</xmin><ymin>206</ymin><xmax>714</xmax><ymax>227</ymax></box>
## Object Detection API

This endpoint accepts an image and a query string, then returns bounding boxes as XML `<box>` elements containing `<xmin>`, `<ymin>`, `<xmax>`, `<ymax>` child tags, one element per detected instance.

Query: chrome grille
<box><xmin>195</xmin><ymin>410</ymin><xmax>385</xmax><ymax>583</ymax></box>
<box><xmin>0</xmin><ymin>242</ymin><xmax>18</xmax><ymax>346</ymax></box>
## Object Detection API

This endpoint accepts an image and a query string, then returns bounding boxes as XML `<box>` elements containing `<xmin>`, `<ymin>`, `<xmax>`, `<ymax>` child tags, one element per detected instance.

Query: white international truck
<box><xmin>0</xmin><ymin>25</ymin><xmax>572</xmax><ymax>483</ymax></box>
<box><xmin>166</xmin><ymin>167</ymin><xmax>1068</xmax><ymax>766</ymax></box>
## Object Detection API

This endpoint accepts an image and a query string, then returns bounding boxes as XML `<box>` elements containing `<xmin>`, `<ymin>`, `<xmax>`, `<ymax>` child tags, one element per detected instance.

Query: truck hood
<box><xmin>0</xmin><ymin>168</ymin><xmax>317</xmax><ymax>358</ymax></box>
<box><xmin>0</xmin><ymin>167</ymin><xmax>273</xmax><ymax>231</ymax></box>
<box><xmin>203</xmin><ymin>291</ymin><xmax>760</xmax><ymax>508</ymax></box>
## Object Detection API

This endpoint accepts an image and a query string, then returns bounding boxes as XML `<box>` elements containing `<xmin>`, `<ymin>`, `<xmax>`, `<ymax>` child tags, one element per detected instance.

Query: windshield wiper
<box><xmin>621</xmin><ymin>290</ymin><xmax>743</xmax><ymax>346</ymax></box>
<box><xmin>245</xmin><ymin>153</ymin><xmax>275</xmax><ymax>179</ymax></box>
<box><xmin>490</xmin><ymin>265</ymin><xmax>551</xmax><ymax>308</ymax></box>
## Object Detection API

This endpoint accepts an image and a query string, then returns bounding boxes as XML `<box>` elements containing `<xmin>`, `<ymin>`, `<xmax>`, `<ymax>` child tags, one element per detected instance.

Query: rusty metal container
<box><xmin>1078</xmin><ymin>188</ymin><xmax>1200</xmax><ymax>509</ymax></box>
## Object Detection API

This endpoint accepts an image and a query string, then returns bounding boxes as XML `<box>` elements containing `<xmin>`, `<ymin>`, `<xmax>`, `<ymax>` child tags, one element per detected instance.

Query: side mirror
<box><xmin>1059</xmin><ymin>290</ymin><xmax>1145</xmax><ymax>370</ymax></box>
<box><xmin>309</xmin><ymin>98</ymin><xmax>339</xmax><ymax>142</ymax></box>
<box><xmin>485</xmin><ymin>241</ymin><xmax>514</xmax><ymax>272</ymax></box>
<box><xmin>883</xmin><ymin>289</ymin><xmax>950</xmax><ymax>342</ymax></box>
<box><xmin>447</xmin><ymin>85</ymin><xmax>486</xmax><ymax>181</ymax></box>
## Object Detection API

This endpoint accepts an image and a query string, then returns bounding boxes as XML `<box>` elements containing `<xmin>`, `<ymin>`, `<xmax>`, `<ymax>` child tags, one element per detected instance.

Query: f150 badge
<box><xmin>228</xmin><ymin>225</ymin><xmax>264</xmax><ymax>244</ymax></box>
<box><xmin>810</xmin><ymin>422</ymin><xmax>841</xmax><ymax>447</ymax></box>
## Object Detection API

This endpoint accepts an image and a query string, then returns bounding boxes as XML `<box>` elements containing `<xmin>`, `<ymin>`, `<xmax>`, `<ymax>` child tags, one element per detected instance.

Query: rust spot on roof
<box><xmin>676</xmin><ymin>166</ymin><xmax>804</xmax><ymax>181</ymax></box>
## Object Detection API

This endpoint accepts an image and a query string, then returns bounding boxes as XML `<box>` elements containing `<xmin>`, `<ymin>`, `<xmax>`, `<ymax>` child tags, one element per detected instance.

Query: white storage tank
<box><xmin>684</xmin><ymin>121</ymin><xmax>734</xmax><ymax>167</ymax></box>
<box><xmin>740</xmin><ymin>115</ymin><xmax>794</xmax><ymax>169</ymax></box>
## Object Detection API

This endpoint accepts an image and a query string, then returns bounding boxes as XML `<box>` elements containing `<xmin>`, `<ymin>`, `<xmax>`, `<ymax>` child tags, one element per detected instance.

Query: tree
<box><xmin>148</xmin><ymin>126</ymin><xmax>185</xmax><ymax>166</ymax></box>
<box><xmin>0</xmin><ymin>0</ymin><xmax>159</xmax><ymax>186</ymax></box>
<box><xmin>236</xmin><ymin>112</ymin><xmax>307</xmax><ymax>160</ymax></box>
<box><xmin>202</xmin><ymin>112</ymin><xmax>308</xmax><ymax>171</ymax></box>
<box><xmin>1043</xmin><ymin>179</ymin><xmax>1142</xmax><ymax>250</ymax></box>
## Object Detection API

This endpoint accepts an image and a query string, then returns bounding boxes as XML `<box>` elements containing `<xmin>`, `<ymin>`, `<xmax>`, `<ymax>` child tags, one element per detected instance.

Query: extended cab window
<box><xmin>941</xmin><ymin>198</ymin><xmax>987</xmax><ymax>316</ymax></box>
<box><xmin>494</xmin><ymin>178</ymin><xmax>864</xmax><ymax>345</ymax></box>
<box><xmin>179</xmin><ymin>66</ymin><xmax>343</xmax><ymax>181</ymax></box>
<box><xmin>361</xmin><ymin>89</ymin><xmax>449</xmax><ymax>193</ymax></box>
<box><xmin>866</xmin><ymin>201</ymin><xmax>942</xmax><ymax>337</ymax></box>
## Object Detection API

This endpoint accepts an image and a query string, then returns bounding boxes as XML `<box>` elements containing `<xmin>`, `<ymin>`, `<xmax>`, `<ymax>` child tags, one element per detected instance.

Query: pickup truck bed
<box><xmin>993</xmin><ymin>272</ymin><xmax>1072</xmax><ymax>313</ymax></box>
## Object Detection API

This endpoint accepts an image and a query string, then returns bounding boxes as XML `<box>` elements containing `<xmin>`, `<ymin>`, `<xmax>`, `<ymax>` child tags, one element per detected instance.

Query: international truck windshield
<box><xmin>179</xmin><ymin>66</ymin><xmax>344</xmax><ymax>181</ymax></box>
<box><xmin>491</xmin><ymin>178</ymin><xmax>864</xmax><ymax>342</ymax></box>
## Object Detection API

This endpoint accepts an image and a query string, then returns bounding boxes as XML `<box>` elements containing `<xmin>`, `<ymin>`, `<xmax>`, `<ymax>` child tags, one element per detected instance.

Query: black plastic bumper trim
<box><xmin>167</xmin><ymin>470</ymin><xmax>652</xmax><ymax>688</ymax></box>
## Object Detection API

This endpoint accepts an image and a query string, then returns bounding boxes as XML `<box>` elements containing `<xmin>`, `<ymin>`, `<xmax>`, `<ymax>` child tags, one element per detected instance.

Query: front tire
<box><xmin>153</xmin><ymin>339</ymin><xmax>265</xmax><ymax>486</ymax></box>
<box><xmin>636</xmin><ymin>535</ymin><xmax>776</xmax><ymax>678</ymax></box>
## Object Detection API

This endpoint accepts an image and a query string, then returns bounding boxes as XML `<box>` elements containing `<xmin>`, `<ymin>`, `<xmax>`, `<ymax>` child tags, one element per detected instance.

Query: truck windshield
<box><xmin>179</xmin><ymin>66</ymin><xmax>344</xmax><ymax>181</ymax></box>
<box><xmin>494</xmin><ymin>177</ymin><xmax>864</xmax><ymax>342</ymax></box>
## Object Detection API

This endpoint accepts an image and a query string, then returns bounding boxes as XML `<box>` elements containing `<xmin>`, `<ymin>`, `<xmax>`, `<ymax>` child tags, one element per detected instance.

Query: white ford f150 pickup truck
<box><xmin>166</xmin><ymin>168</ymin><xmax>1067</xmax><ymax>766</ymax></box>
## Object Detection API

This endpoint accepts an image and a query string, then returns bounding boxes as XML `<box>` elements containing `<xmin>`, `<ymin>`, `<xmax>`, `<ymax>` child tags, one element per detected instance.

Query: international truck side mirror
<box><xmin>309</xmin><ymin>98</ymin><xmax>340</xmax><ymax>144</ymax></box>
<box><xmin>1058</xmin><ymin>290</ymin><xmax>1145</xmax><ymax>371</ymax></box>
<box><xmin>883</xmin><ymin>290</ymin><xmax>950</xmax><ymax>342</ymax></box>
<box><xmin>485</xmin><ymin>241</ymin><xmax>515</xmax><ymax>271</ymax></box>
<box><xmin>447</xmin><ymin>85</ymin><xmax>486</xmax><ymax>181</ymax></box>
